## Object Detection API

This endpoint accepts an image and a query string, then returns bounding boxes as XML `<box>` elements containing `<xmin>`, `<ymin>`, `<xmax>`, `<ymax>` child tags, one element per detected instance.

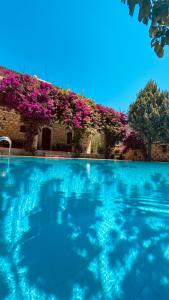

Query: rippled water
<box><xmin>0</xmin><ymin>157</ymin><xmax>169</xmax><ymax>300</ymax></box>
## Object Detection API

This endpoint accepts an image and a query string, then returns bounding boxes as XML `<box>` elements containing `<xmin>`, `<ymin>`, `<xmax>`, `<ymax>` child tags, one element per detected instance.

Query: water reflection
<box><xmin>0</xmin><ymin>157</ymin><xmax>11</xmax><ymax>178</ymax></box>
<box><xmin>0</xmin><ymin>158</ymin><xmax>169</xmax><ymax>299</ymax></box>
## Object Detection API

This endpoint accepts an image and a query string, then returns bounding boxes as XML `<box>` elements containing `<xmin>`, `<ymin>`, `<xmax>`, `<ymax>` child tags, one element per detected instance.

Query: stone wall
<box><xmin>38</xmin><ymin>124</ymin><xmax>69</xmax><ymax>150</ymax></box>
<box><xmin>0</xmin><ymin>106</ymin><xmax>25</xmax><ymax>142</ymax></box>
<box><xmin>81</xmin><ymin>133</ymin><xmax>92</xmax><ymax>154</ymax></box>
<box><xmin>0</xmin><ymin>107</ymin><xmax>105</xmax><ymax>155</ymax></box>
<box><xmin>0</xmin><ymin>106</ymin><xmax>73</xmax><ymax>151</ymax></box>
<box><xmin>91</xmin><ymin>131</ymin><xmax>105</xmax><ymax>155</ymax></box>
<box><xmin>52</xmin><ymin>123</ymin><xmax>68</xmax><ymax>146</ymax></box>
<box><xmin>124</xmin><ymin>149</ymin><xmax>145</xmax><ymax>161</ymax></box>
<box><xmin>1</xmin><ymin>106</ymin><xmax>168</xmax><ymax>160</ymax></box>
<box><xmin>124</xmin><ymin>144</ymin><xmax>169</xmax><ymax>161</ymax></box>
<box><xmin>81</xmin><ymin>131</ymin><xmax>105</xmax><ymax>155</ymax></box>
<box><xmin>152</xmin><ymin>144</ymin><xmax>169</xmax><ymax>161</ymax></box>
<box><xmin>0</xmin><ymin>67</ymin><xmax>168</xmax><ymax>160</ymax></box>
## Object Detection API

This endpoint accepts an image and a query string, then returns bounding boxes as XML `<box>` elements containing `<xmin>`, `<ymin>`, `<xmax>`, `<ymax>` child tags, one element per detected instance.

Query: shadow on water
<box><xmin>0</xmin><ymin>208</ymin><xmax>10</xmax><ymax>299</ymax></box>
<box><xmin>0</xmin><ymin>158</ymin><xmax>169</xmax><ymax>299</ymax></box>
<box><xmin>19</xmin><ymin>179</ymin><xmax>103</xmax><ymax>299</ymax></box>
<box><xmin>108</xmin><ymin>171</ymin><xmax>169</xmax><ymax>300</ymax></box>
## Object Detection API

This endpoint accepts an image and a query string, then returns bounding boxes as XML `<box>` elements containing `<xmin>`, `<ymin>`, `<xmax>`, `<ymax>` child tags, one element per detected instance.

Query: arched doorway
<box><xmin>67</xmin><ymin>132</ymin><xmax>72</xmax><ymax>145</ymax></box>
<box><xmin>67</xmin><ymin>132</ymin><xmax>72</xmax><ymax>151</ymax></box>
<box><xmin>42</xmin><ymin>128</ymin><xmax>51</xmax><ymax>150</ymax></box>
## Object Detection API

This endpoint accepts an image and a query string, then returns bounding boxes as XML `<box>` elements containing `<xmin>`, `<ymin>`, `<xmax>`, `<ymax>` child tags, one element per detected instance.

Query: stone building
<box><xmin>0</xmin><ymin>106</ymin><xmax>169</xmax><ymax>160</ymax></box>
<box><xmin>0</xmin><ymin>66</ymin><xmax>105</xmax><ymax>157</ymax></box>
<box><xmin>0</xmin><ymin>106</ymin><xmax>105</xmax><ymax>156</ymax></box>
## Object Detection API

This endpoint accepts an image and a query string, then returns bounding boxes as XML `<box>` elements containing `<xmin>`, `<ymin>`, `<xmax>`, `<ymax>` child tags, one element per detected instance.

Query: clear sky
<box><xmin>0</xmin><ymin>0</ymin><xmax>168</xmax><ymax>112</ymax></box>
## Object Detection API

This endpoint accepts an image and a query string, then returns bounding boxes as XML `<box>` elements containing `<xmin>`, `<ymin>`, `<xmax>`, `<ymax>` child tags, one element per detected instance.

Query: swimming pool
<box><xmin>0</xmin><ymin>157</ymin><xmax>169</xmax><ymax>300</ymax></box>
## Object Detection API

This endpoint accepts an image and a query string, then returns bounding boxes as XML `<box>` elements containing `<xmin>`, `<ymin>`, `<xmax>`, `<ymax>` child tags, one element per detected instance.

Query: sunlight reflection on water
<box><xmin>0</xmin><ymin>158</ymin><xmax>169</xmax><ymax>300</ymax></box>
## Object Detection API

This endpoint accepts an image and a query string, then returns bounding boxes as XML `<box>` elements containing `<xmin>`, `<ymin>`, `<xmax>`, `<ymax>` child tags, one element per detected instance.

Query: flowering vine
<box><xmin>0</xmin><ymin>70</ymin><xmax>127</xmax><ymax>156</ymax></box>
<box><xmin>123</xmin><ymin>131</ymin><xmax>146</xmax><ymax>154</ymax></box>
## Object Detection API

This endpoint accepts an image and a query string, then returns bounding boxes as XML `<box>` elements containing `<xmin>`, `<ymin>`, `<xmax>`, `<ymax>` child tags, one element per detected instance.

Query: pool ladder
<box><xmin>0</xmin><ymin>136</ymin><xmax>12</xmax><ymax>156</ymax></box>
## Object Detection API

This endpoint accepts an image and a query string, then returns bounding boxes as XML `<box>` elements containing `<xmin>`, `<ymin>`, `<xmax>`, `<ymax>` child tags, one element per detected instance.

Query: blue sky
<box><xmin>0</xmin><ymin>0</ymin><xmax>168</xmax><ymax>112</ymax></box>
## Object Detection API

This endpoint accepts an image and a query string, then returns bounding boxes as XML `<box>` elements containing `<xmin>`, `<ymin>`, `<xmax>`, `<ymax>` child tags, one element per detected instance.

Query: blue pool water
<box><xmin>0</xmin><ymin>157</ymin><xmax>169</xmax><ymax>300</ymax></box>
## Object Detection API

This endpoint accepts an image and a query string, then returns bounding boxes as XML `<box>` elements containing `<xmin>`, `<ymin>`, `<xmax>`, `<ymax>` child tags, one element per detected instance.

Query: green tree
<box><xmin>128</xmin><ymin>81</ymin><xmax>169</xmax><ymax>160</ymax></box>
<box><xmin>121</xmin><ymin>0</ymin><xmax>169</xmax><ymax>57</ymax></box>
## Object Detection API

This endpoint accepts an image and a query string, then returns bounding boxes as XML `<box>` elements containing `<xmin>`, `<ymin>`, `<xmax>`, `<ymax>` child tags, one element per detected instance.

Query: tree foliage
<box><xmin>121</xmin><ymin>0</ymin><xmax>169</xmax><ymax>57</ymax></box>
<box><xmin>128</xmin><ymin>80</ymin><xmax>169</xmax><ymax>160</ymax></box>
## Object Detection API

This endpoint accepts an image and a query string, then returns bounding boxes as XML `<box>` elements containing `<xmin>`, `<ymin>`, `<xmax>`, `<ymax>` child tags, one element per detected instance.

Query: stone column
<box><xmin>32</xmin><ymin>134</ymin><xmax>38</xmax><ymax>150</ymax></box>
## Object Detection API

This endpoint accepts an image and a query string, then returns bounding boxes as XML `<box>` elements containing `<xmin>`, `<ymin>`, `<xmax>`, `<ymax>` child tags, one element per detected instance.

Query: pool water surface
<box><xmin>0</xmin><ymin>157</ymin><xmax>169</xmax><ymax>300</ymax></box>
